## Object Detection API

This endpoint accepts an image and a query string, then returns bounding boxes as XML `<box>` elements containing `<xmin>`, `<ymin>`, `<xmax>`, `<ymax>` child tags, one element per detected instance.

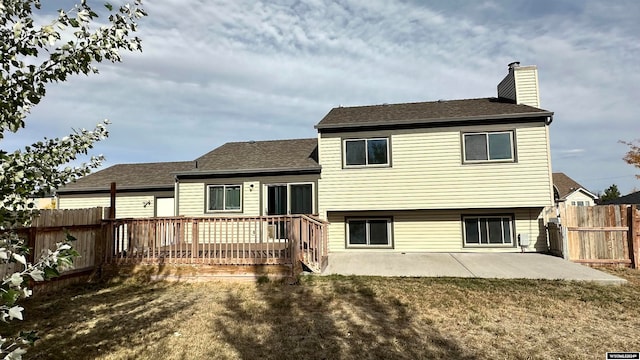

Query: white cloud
<box><xmin>4</xmin><ymin>0</ymin><xmax>640</xmax><ymax>193</ymax></box>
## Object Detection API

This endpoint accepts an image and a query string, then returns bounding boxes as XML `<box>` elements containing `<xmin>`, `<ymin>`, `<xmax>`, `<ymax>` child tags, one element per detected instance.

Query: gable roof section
<box><xmin>600</xmin><ymin>191</ymin><xmax>640</xmax><ymax>205</ymax></box>
<box><xmin>315</xmin><ymin>97</ymin><xmax>552</xmax><ymax>131</ymax></box>
<box><xmin>552</xmin><ymin>172</ymin><xmax>597</xmax><ymax>200</ymax></box>
<box><xmin>182</xmin><ymin>138</ymin><xmax>320</xmax><ymax>177</ymax></box>
<box><xmin>58</xmin><ymin>161</ymin><xmax>194</xmax><ymax>193</ymax></box>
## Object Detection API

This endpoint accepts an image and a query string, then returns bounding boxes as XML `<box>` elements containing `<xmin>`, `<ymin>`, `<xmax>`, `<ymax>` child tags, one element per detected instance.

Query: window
<box><xmin>346</xmin><ymin>218</ymin><xmax>392</xmax><ymax>248</ymax></box>
<box><xmin>344</xmin><ymin>138</ymin><xmax>389</xmax><ymax>167</ymax></box>
<box><xmin>463</xmin><ymin>131</ymin><xmax>514</xmax><ymax>162</ymax></box>
<box><xmin>463</xmin><ymin>215</ymin><xmax>514</xmax><ymax>246</ymax></box>
<box><xmin>207</xmin><ymin>185</ymin><xmax>241</xmax><ymax>211</ymax></box>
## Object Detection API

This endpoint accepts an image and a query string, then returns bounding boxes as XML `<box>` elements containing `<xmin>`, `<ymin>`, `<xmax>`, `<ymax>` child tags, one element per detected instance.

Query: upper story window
<box><xmin>463</xmin><ymin>131</ymin><xmax>514</xmax><ymax>163</ymax></box>
<box><xmin>207</xmin><ymin>185</ymin><xmax>241</xmax><ymax>212</ymax></box>
<box><xmin>344</xmin><ymin>138</ymin><xmax>389</xmax><ymax>167</ymax></box>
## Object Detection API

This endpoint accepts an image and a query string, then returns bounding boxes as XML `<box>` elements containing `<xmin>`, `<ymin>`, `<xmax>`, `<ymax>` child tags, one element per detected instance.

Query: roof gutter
<box><xmin>315</xmin><ymin>111</ymin><xmax>554</xmax><ymax>131</ymax></box>
<box><xmin>545</xmin><ymin>115</ymin><xmax>553</xmax><ymax>125</ymax></box>
<box><xmin>175</xmin><ymin>167</ymin><xmax>322</xmax><ymax>179</ymax></box>
<box><xmin>56</xmin><ymin>184</ymin><xmax>175</xmax><ymax>195</ymax></box>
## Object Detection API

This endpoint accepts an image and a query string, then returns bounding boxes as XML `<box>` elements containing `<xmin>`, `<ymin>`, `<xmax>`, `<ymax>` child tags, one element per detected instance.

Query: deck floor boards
<box><xmin>115</xmin><ymin>242</ymin><xmax>290</xmax><ymax>265</ymax></box>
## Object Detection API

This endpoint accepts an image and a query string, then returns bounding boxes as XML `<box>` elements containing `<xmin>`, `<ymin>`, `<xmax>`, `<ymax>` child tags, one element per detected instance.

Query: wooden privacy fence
<box><xmin>0</xmin><ymin>207</ymin><xmax>109</xmax><ymax>280</ymax></box>
<box><xmin>548</xmin><ymin>204</ymin><xmax>640</xmax><ymax>268</ymax></box>
<box><xmin>104</xmin><ymin>215</ymin><xmax>328</xmax><ymax>273</ymax></box>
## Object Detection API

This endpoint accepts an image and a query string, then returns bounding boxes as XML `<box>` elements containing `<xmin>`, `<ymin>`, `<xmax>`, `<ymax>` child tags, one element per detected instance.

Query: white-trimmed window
<box><xmin>346</xmin><ymin>218</ymin><xmax>392</xmax><ymax>248</ymax></box>
<box><xmin>344</xmin><ymin>138</ymin><xmax>389</xmax><ymax>167</ymax></box>
<box><xmin>207</xmin><ymin>185</ymin><xmax>241</xmax><ymax>212</ymax></box>
<box><xmin>463</xmin><ymin>131</ymin><xmax>514</xmax><ymax>162</ymax></box>
<box><xmin>463</xmin><ymin>215</ymin><xmax>514</xmax><ymax>246</ymax></box>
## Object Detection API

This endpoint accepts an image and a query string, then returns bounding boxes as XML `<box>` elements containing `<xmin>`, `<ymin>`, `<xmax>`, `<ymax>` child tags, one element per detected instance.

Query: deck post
<box><xmin>109</xmin><ymin>182</ymin><xmax>116</xmax><ymax>219</ymax></box>
<box><xmin>289</xmin><ymin>217</ymin><xmax>302</xmax><ymax>276</ymax></box>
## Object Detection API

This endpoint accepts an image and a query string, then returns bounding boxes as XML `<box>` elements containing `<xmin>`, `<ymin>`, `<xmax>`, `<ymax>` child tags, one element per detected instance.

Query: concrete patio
<box><xmin>321</xmin><ymin>252</ymin><xmax>627</xmax><ymax>285</ymax></box>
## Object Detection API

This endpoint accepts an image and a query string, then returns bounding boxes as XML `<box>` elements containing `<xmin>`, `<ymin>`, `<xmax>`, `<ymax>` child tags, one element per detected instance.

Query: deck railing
<box><xmin>104</xmin><ymin>215</ymin><xmax>328</xmax><ymax>272</ymax></box>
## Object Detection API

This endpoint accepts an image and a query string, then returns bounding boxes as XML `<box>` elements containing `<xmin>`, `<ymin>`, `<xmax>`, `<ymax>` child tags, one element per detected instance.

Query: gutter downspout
<box><xmin>174</xmin><ymin>175</ymin><xmax>179</xmax><ymax>216</ymax></box>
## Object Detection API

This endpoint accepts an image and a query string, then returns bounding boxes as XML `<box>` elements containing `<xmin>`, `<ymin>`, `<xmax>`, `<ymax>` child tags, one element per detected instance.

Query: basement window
<box><xmin>463</xmin><ymin>215</ymin><xmax>514</xmax><ymax>247</ymax></box>
<box><xmin>346</xmin><ymin>218</ymin><xmax>393</xmax><ymax>248</ymax></box>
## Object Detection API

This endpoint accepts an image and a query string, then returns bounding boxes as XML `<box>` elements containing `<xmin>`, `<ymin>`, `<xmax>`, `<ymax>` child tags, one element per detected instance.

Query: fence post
<box><xmin>97</xmin><ymin>221</ymin><xmax>112</xmax><ymax>265</ymax></box>
<box><xmin>561</xmin><ymin>224</ymin><xmax>569</xmax><ymax>260</ymax></box>
<box><xmin>630</xmin><ymin>205</ymin><xmax>639</xmax><ymax>269</ymax></box>
<box><xmin>26</xmin><ymin>227</ymin><xmax>38</xmax><ymax>264</ymax></box>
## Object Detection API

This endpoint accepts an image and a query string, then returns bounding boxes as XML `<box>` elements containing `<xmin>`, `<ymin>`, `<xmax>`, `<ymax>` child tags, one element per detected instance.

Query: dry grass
<box><xmin>2</xmin><ymin>268</ymin><xmax>640</xmax><ymax>360</ymax></box>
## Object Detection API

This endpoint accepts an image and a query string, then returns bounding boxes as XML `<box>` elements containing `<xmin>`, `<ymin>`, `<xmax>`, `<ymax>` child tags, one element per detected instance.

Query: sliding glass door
<box><xmin>266</xmin><ymin>183</ymin><xmax>313</xmax><ymax>216</ymax></box>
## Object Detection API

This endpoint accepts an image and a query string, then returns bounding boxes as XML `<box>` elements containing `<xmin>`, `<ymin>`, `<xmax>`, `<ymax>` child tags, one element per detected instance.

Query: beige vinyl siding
<box><xmin>514</xmin><ymin>67</ymin><xmax>540</xmax><ymax>108</ymax></box>
<box><xmin>318</xmin><ymin>123</ymin><xmax>553</xmax><ymax>218</ymax></box>
<box><xmin>178</xmin><ymin>174</ymin><xmax>319</xmax><ymax>217</ymax></box>
<box><xmin>328</xmin><ymin>208</ymin><xmax>547</xmax><ymax>252</ymax></box>
<box><xmin>58</xmin><ymin>195</ymin><xmax>110</xmax><ymax>210</ymax></box>
<box><xmin>178</xmin><ymin>183</ymin><xmax>206</xmax><ymax>216</ymax></box>
<box><xmin>57</xmin><ymin>193</ymin><xmax>168</xmax><ymax>218</ymax></box>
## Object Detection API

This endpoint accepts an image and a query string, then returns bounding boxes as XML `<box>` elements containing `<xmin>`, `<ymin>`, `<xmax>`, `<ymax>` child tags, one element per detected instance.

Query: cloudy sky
<box><xmin>5</xmin><ymin>0</ymin><xmax>640</xmax><ymax>194</ymax></box>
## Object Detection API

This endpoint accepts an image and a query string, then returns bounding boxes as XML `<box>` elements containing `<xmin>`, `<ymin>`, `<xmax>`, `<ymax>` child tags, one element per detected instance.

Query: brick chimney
<box><xmin>497</xmin><ymin>62</ymin><xmax>541</xmax><ymax>108</ymax></box>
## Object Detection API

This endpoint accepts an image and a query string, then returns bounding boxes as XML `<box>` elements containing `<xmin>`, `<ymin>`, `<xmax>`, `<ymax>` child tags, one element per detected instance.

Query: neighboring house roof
<box><xmin>180</xmin><ymin>138</ymin><xmax>320</xmax><ymax>177</ymax></box>
<box><xmin>600</xmin><ymin>191</ymin><xmax>640</xmax><ymax>205</ymax></box>
<box><xmin>552</xmin><ymin>172</ymin><xmax>597</xmax><ymax>201</ymax></box>
<box><xmin>57</xmin><ymin>161</ymin><xmax>194</xmax><ymax>193</ymax></box>
<box><xmin>315</xmin><ymin>97</ymin><xmax>553</xmax><ymax>130</ymax></box>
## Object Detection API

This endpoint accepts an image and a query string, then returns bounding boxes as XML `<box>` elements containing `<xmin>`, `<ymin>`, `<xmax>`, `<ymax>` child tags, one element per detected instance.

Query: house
<box><xmin>600</xmin><ymin>191</ymin><xmax>640</xmax><ymax>205</ymax></box>
<box><xmin>552</xmin><ymin>172</ymin><xmax>598</xmax><ymax>206</ymax></box>
<box><xmin>58</xmin><ymin>62</ymin><xmax>555</xmax><ymax>253</ymax></box>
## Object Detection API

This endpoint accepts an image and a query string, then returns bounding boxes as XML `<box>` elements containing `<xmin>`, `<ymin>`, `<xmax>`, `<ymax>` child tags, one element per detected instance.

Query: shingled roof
<box><xmin>315</xmin><ymin>97</ymin><xmax>552</xmax><ymax>130</ymax></box>
<box><xmin>184</xmin><ymin>138</ymin><xmax>320</xmax><ymax>176</ymax></box>
<box><xmin>58</xmin><ymin>161</ymin><xmax>194</xmax><ymax>193</ymax></box>
<box><xmin>552</xmin><ymin>172</ymin><xmax>596</xmax><ymax>200</ymax></box>
<box><xmin>600</xmin><ymin>191</ymin><xmax>640</xmax><ymax>205</ymax></box>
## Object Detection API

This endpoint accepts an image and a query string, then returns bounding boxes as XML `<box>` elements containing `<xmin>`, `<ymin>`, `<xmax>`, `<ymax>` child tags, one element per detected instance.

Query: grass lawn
<box><xmin>2</xmin><ymin>268</ymin><xmax>640</xmax><ymax>360</ymax></box>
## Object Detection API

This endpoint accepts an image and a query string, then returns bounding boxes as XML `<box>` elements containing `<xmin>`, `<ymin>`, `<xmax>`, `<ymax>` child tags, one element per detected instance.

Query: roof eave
<box><xmin>57</xmin><ymin>184</ymin><xmax>176</xmax><ymax>194</ymax></box>
<box><xmin>175</xmin><ymin>166</ymin><xmax>322</xmax><ymax>179</ymax></box>
<box><xmin>315</xmin><ymin>111</ymin><xmax>554</xmax><ymax>130</ymax></box>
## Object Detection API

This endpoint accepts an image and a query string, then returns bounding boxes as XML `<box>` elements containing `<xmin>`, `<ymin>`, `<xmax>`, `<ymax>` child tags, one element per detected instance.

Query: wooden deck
<box><xmin>105</xmin><ymin>215</ymin><xmax>328</xmax><ymax>272</ymax></box>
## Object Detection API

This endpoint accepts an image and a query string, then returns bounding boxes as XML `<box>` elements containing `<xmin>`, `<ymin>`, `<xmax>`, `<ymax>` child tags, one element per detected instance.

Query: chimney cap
<box><xmin>508</xmin><ymin>61</ymin><xmax>520</xmax><ymax>69</ymax></box>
